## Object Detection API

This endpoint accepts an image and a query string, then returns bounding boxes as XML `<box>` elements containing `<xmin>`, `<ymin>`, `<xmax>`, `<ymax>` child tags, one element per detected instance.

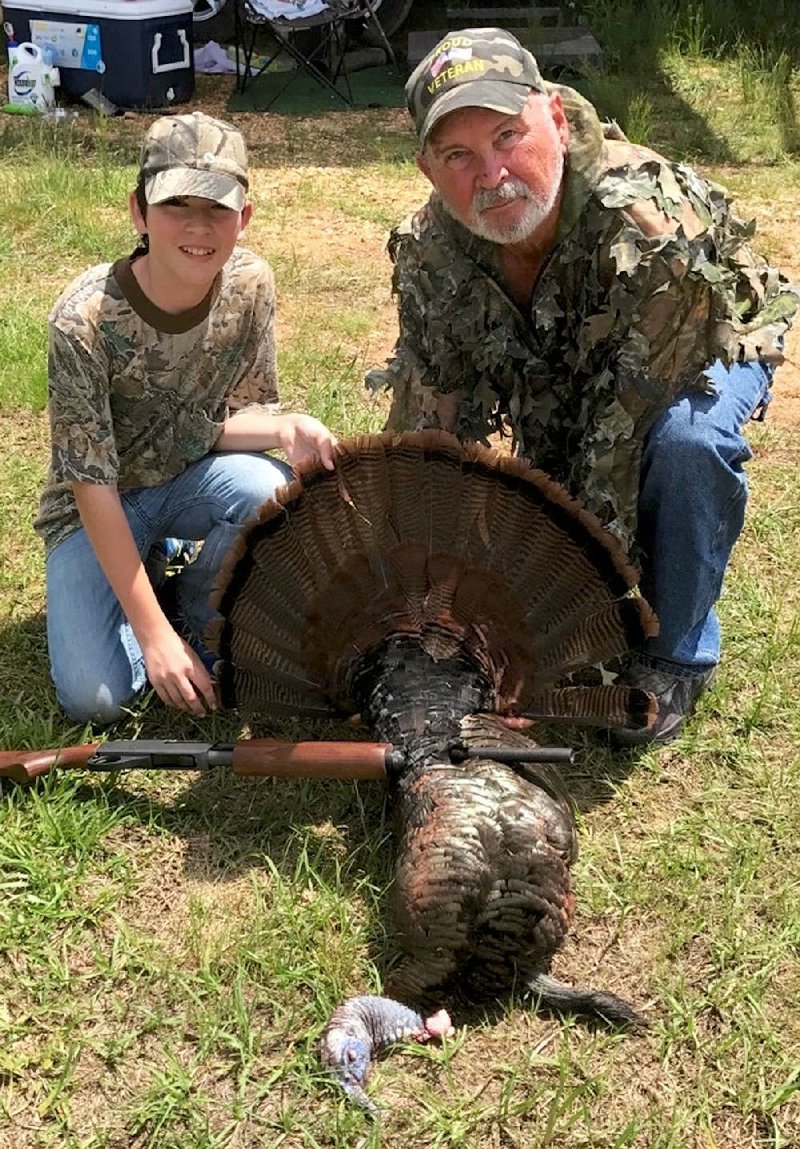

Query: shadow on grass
<box><xmin>574</xmin><ymin>65</ymin><xmax>737</xmax><ymax>164</ymax></box>
<box><xmin>0</xmin><ymin>612</ymin><xmax>66</xmax><ymax>744</ymax></box>
<box><xmin>565</xmin><ymin>0</ymin><xmax>800</xmax><ymax>163</ymax></box>
<box><xmin>776</xmin><ymin>82</ymin><xmax>800</xmax><ymax>156</ymax></box>
<box><xmin>0</xmin><ymin>610</ymin><xmax>648</xmax><ymax>813</ymax></box>
<box><xmin>0</xmin><ymin>636</ymin><xmax>656</xmax><ymax>1041</ymax></box>
<box><xmin>0</xmin><ymin>611</ymin><xmax>649</xmax><ymax>993</ymax></box>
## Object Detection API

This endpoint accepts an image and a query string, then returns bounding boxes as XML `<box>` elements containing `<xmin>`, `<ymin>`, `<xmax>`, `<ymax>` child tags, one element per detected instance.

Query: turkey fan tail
<box><xmin>530</xmin><ymin>598</ymin><xmax>659</xmax><ymax>688</ymax></box>
<box><xmin>459</xmin><ymin>443</ymin><xmax>639</xmax><ymax>597</ymax></box>
<box><xmin>323</xmin><ymin>433</ymin><xmax>397</xmax><ymax>554</ymax></box>
<box><xmin>212</xmin><ymin>430</ymin><xmax>659</xmax><ymax>720</ymax></box>
<box><xmin>379</xmin><ymin>429</ymin><xmax>466</xmax><ymax>549</ymax></box>
<box><xmin>516</xmin><ymin>685</ymin><xmax>657</xmax><ymax>730</ymax></box>
<box><xmin>528</xmin><ymin>972</ymin><xmax>648</xmax><ymax>1029</ymax></box>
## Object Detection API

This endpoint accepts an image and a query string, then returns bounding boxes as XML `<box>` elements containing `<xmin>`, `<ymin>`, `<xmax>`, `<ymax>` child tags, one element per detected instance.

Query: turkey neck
<box><xmin>351</xmin><ymin>635</ymin><xmax>491</xmax><ymax>772</ymax></box>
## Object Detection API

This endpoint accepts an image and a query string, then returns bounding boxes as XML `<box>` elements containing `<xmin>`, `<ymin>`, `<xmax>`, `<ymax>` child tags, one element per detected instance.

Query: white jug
<box><xmin>7</xmin><ymin>41</ymin><xmax>61</xmax><ymax>111</ymax></box>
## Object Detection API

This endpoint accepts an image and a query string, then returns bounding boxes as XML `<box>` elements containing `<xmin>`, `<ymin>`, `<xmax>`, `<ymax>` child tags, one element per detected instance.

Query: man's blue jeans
<box><xmin>45</xmin><ymin>451</ymin><xmax>293</xmax><ymax>724</ymax></box>
<box><xmin>636</xmin><ymin>357</ymin><xmax>773</xmax><ymax>674</ymax></box>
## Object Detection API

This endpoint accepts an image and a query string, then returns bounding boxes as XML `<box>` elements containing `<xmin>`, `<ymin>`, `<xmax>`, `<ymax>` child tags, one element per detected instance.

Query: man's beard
<box><xmin>448</xmin><ymin>150</ymin><xmax>564</xmax><ymax>245</ymax></box>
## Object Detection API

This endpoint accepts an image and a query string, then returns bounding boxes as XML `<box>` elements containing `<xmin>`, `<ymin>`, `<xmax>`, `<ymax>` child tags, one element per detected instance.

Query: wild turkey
<box><xmin>210</xmin><ymin>430</ymin><xmax>656</xmax><ymax>1108</ymax></box>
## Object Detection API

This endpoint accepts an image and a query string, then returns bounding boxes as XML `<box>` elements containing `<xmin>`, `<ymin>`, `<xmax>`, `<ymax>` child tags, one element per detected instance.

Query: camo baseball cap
<box><xmin>139</xmin><ymin>111</ymin><xmax>249</xmax><ymax>211</ymax></box>
<box><xmin>407</xmin><ymin>27</ymin><xmax>545</xmax><ymax>147</ymax></box>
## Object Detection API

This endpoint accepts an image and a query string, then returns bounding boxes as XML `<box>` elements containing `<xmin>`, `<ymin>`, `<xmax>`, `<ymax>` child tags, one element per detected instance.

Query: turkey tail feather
<box><xmin>528</xmin><ymin>972</ymin><xmax>648</xmax><ymax>1029</ymax></box>
<box><xmin>520</xmin><ymin>685</ymin><xmax>657</xmax><ymax>730</ymax></box>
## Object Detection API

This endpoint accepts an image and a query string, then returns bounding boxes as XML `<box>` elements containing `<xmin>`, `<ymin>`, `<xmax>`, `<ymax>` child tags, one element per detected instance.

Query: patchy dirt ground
<box><xmin>718</xmin><ymin>186</ymin><xmax>800</xmax><ymax>429</ymax></box>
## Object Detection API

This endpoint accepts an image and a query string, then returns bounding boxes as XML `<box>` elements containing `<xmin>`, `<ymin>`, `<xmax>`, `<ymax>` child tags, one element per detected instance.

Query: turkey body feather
<box><xmin>210</xmin><ymin>431</ymin><xmax>653</xmax><ymax>1110</ymax></box>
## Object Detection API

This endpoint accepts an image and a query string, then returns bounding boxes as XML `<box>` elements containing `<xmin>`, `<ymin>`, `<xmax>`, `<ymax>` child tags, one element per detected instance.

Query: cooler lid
<box><xmin>6</xmin><ymin>0</ymin><xmax>193</xmax><ymax>18</ymax></box>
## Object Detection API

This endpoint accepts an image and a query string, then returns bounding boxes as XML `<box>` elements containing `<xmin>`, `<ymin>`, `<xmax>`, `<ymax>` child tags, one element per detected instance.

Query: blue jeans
<box><xmin>45</xmin><ymin>451</ymin><xmax>293</xmax><ymax>724</ymax></box>
<box><xmin>636</xmin><ymin>357</ymin><xmax>773</xmax><ymax>673</ymax></box>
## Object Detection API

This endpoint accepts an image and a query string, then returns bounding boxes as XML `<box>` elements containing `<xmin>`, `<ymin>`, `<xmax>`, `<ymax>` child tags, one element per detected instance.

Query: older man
<box><xmin>367</xmin><ymin>27</ymin><xmax>797</xmax><ymax>746</ymax></box>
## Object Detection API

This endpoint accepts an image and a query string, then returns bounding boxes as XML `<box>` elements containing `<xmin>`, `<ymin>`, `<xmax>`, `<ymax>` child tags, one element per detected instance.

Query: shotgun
<box><xmin>0</xmin><ymin>738</ymin><xmax>574</xmax><ymax>787</ymax></box>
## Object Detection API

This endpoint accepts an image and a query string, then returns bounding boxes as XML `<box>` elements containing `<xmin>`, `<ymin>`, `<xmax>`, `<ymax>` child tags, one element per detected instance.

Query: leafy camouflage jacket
<box><xmin>366</xmin><ymin>86</ymin><xmax>798</xmax><ymax>544</ymax></box>
<box><xmin>36</xmin><ymin>247</ymin><xmax>279</xmax><ymax>553</ymax></box>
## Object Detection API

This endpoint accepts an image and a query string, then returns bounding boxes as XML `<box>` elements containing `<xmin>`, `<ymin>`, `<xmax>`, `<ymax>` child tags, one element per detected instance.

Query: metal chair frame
<box><xmin>234</xmin><ymin>0</ymin><xmax>397</xmax><ymax>107</ymax></box>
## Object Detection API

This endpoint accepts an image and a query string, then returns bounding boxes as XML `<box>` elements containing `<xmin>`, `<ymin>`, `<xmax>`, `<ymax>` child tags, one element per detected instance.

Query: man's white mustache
<box><xmin>473</xmin><ymin>180</ymin><xmax>532</xmax><ymax>212</ymax></box>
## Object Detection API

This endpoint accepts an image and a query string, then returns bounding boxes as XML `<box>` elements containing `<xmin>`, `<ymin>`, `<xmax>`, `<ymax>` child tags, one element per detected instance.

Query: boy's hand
<box><xmin>142</xmin><ymin>625</ymin><xmax>218</xmax><ymax>716</ymax></box>
<box><xmin>276</xmin><ymin>413</ymin><xmax>338</xmax><ymax>471</ymax></box>
<box><xmin>496</xmin><ymin>715</ymin><xmax>536</xmax><ymax>731</ymax></box>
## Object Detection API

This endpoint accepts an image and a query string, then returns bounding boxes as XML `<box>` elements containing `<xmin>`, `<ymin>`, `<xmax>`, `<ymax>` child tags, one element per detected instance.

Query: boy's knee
<box><xmin>57</xmin><ymin>678</ymin><xmax>137</xmax><ymax>726</ymax></box>
<box><xmin>256</xmin><ymin>453</ymin><xmax>294</xmax><ymax>497</ymax></box>
<box><xmin>232</xmin><ymin>455</ymin><xmax>294</xmax><ymax>518</ymax></box>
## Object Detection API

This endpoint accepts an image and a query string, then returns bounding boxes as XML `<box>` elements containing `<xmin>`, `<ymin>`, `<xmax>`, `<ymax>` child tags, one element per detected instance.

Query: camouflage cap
<box><xmin>139</xmin><ymin>111</ymin><xmax>249</xmax><ymax>211</ymax></box>
<box><xmin>406</xmin><ymin>27</ymin><xmax>546</xmax><ymax>147</ymax></box>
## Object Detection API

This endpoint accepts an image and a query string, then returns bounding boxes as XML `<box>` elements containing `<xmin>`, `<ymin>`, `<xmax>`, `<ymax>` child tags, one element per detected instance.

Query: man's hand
<box><xmin>141</xmin><ymin>623</ymin><xmax>218</xmax><ymax>716</ymax></box>
<box><xmin>274</xmin><ymin>413</ymin><xmax>338</xmax><ymax>470</ymax></box>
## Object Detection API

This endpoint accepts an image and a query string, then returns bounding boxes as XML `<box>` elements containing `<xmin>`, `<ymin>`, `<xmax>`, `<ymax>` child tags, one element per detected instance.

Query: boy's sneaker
<box><xmin>611</xmin><ymin>657</ymin><xmax>716</xmax><ymax>747</ymax></box>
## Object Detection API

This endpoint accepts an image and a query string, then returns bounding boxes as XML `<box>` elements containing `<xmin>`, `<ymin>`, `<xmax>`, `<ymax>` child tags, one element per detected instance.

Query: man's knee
<box><xmin>645</xmin><ymin>390</ymin><xmax>752</xmax><ymax>481</ymax></box>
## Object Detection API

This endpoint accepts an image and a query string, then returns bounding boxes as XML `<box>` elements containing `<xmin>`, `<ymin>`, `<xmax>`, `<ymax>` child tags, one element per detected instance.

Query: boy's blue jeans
<box><xmin>636</xmin><ymin>356</ymin><xmax>773</xmax><ymax>675</ymax></box>
<box><xmin>45</xmin><ymin>451</ymin><xmax>293</xmax><ymax>724</ymax></box>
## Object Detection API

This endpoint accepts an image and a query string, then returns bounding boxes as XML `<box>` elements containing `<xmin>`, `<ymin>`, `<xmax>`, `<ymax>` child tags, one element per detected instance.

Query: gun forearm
<box><xmin>231</xmin><ymin>739</ymin><xmax>397</xmax><ymax>779</ymax></box>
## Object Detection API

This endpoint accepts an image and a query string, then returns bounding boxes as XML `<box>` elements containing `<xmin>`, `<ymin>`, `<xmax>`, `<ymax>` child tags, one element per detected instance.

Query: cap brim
<box><xmin>419</xmin><ymin>80</ymin><xmax>532</xmax><ymax>147</ymax></box>
<box><xmin>145</xmin><ymin>169</ymin><xmax>247</xmax><ymax>211</ymax></box>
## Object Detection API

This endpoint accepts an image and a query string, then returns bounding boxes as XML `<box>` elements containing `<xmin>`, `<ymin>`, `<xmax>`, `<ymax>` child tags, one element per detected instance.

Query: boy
<box><xmin>35</xmin><ymin>111</ymin><xmax>337</xmax><ymax>724</ymax></box>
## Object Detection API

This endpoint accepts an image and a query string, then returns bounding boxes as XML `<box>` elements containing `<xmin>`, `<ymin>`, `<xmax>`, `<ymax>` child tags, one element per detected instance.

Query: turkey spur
<box><xmin>210</xmin><ymin>432</ymin><xmax>655</xmax><ymax>1101</ymax></box>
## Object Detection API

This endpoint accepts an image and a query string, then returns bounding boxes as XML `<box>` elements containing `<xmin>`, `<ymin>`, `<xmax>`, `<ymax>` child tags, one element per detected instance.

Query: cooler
<box><xmin>2</xmin><ymin>0</ymin><xmax>195</xmax><ymax>109</ymax></box>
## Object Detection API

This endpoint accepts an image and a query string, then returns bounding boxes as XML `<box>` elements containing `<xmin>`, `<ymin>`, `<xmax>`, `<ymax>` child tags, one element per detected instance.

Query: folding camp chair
<box><xmin>234</xmin><ymin>0</ymin><xmax>397</xmax><ymax>106</ymax></box>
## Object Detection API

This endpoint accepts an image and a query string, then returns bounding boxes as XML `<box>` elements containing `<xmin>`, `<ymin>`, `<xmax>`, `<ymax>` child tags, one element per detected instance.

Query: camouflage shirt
<box><xmin>367</xmin><ymin>86</ymin><xmax>798</xmax><ymax>545</ymax></box>
<box><xmin>36</xmin><ymin>246</ymin><xmax>279</xmax><ymax>552</ymax></box>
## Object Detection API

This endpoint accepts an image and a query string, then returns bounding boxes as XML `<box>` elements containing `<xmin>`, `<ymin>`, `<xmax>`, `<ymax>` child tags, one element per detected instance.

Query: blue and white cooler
<box><xmin>3</xmin><ymin>0</ymin><xmax>195</xmax><ymax>108</ymax></box>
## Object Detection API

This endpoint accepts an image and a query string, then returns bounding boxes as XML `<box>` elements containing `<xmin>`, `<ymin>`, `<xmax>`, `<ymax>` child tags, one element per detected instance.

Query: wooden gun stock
<box><xmin>229</xmin><ymin>740</ymin><xmax>395</xmax><ymax>778</ymax></box>
<box><xmin>0</xmin><ymin>744</ymin><xmax>101</xmax><ymax>785</ymax></box>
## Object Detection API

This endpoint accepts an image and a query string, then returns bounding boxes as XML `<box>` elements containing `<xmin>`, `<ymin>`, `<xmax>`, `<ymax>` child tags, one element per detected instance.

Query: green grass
<box><xmin>1</xmin><ymin>17</ymin><xmax>800</xmax><ymax>1147</ymax></box>
<box><xmin>568</xmin><ymin>0</ymin><xmax>800</xmax><ymax>162</ymax></box>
